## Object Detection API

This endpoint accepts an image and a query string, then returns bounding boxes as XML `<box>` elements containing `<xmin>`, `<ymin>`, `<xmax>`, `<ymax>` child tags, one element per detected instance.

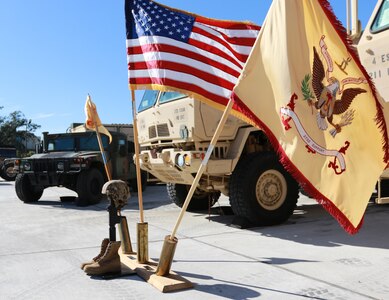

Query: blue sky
<box><xmin>0</xmin><ymin>0</ymin><xmax>376</xmax><ymax>137</ymax></box>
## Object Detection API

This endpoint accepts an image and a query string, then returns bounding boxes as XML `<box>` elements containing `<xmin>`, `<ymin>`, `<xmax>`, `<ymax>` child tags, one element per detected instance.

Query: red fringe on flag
<box><xmin>231</xmin><ymin>0</ymin><xmax>389</xmax><ymax>235</ymax></box>
<box><xmin>232</xmin><ymin>93</ymin><xmax>363</xmax><ymax>234</ymax></box>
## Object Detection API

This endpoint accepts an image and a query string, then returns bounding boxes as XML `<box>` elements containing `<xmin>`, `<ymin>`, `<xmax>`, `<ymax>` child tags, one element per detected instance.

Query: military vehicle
<box><xmin>353</xmin><ymin>0</ymin><xmax>389</xmax><ymax>201</ymax></box>
<box><xmin>14</xmin><ymin>130</ymin><xmax>147</xmax><ymax>206</ymax></box>
<box><xmin>134</xmin><ymin>0</ymin><xmax>389</xmax><ymax>225</ymax></box>
<box><xmin>135</xmin><ymin>90</ymin><xmax>298</xmax><ymax>226</ymax></box>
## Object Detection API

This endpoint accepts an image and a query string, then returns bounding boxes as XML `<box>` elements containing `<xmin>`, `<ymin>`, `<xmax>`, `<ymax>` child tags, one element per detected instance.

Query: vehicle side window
<box><xmin>371</xmin><ymin>0</ymin><xmax>389</xmax><ymax>32</ymax></box>
<box><xmin>159</xmin><ymin>91</ymin><xmax>186</xmax><ymax>104</ymax></box>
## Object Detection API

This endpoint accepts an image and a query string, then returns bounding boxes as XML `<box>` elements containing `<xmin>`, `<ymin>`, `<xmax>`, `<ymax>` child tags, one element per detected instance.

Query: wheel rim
<box><xmin>255</xmin><ymin>169</ymin><xmax>287</xmax><ymax>210</ymax></box>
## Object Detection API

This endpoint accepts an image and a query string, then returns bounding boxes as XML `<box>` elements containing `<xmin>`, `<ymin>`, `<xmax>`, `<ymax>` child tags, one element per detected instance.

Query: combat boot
<box><xmin>80</xmin><ymin>238</ymin><xmax>109</xmax><ymax>270</ymax></box>
<box><xmin>84</xmin><ymin>241</ymin><xmax>122</xmax><ymax>275</ymax></box>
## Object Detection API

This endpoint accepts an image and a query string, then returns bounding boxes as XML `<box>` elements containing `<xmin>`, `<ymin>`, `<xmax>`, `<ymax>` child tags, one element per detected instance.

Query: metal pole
<box><xmin>346</xmin><ymin>0</ymin><xmax>351</xmax><ymax>35</ymax></box>
<box><xmin>351</xmin><ymin>0</ymin><xmax>359</xmax><ymax>36</ymax></box>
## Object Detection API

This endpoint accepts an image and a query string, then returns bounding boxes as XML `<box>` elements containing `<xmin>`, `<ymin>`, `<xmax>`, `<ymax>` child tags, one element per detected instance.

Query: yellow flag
<box><xmin>231</xmin><ymin>0</ymin><xmax>389</xmax><ymax>233</ymax></box>
<box><xmin>85</xmin><ymin>95</ymin><xmax>112</xmax><ymax>143</ymax></box>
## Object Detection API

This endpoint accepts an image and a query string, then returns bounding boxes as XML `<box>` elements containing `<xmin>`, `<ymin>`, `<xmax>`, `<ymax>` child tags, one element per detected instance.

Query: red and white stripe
<box><xmin>127</xmin><ymin>17</ymin><xmax>260</xmax><ymax>106</ymax></box>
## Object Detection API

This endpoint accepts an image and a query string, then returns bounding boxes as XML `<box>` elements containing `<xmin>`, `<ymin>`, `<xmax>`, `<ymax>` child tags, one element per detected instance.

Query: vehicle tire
<box><xmin>0</xmin><ymin>161</ymin><xmax>16</xmax><ymax>181</ymax></box>
<box><xmin>15</xmin><ymin>174</ymin><xmax>44</xmax><ymax>203</ymax></box>
<box><xmin>229</xmin><ymin>152</ymin><xmax>299</xmax><ymax>226</ymax></box>
<box><xmin>167</xmin><ymin>183</ymin><xmax>220</xmax><ymax>211</ymax></box>
<box><xmin>130</xmin><ymin>170</ymin><xmax>148</xmax><ymax>192</ymax></box>
<box><xmin>76</xmin><ymin>168</ymin><xmax>104</xmax><ymax>206</ymax></box>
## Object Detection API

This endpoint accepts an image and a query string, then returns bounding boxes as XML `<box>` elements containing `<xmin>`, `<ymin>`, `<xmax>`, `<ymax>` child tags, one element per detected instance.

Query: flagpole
<box><xmin>131</xmin><ymin>89</ymin><xmax>144</xmax><ymax>222</ymax></box>
<box><xmin>131</xmin><ymin>89</ymin><xmax>149</xmax><ymax>263</ymax></box>
<box><xmin>156</xmin><ymin>98</ymin><xmax>234</xmax><ymax>276</ymax></box>
<box><xmin>94</xmin><ymin>123</ymin><xmax>112</xmax><ymax>181</ymax></box>
<box><xmin>172</xmin><ymin>98</ymin><xmax>233</xmax><ymax>238</ymax></box>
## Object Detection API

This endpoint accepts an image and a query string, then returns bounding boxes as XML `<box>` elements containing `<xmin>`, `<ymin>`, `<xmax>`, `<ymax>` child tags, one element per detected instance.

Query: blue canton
<box><xmin>132</xmin><ymin>0</ymin><xmax>195</xmax><ymax>42</ymax></box>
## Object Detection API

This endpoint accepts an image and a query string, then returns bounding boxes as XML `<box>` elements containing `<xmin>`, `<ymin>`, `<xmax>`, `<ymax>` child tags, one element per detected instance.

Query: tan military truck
<box><xmin>136</xmin><ymin>90</ymin><xmax>299</xmax><ymax>226</ymax></box>
<box><xmin>354</xmin><ymin>0</ymin><xmax>389</xmax><ymax>201</ymax></box>
<box><xmin>136</xmin><ymin>0</ymin><xmax>389</xmax><ymax>225</ymax></box>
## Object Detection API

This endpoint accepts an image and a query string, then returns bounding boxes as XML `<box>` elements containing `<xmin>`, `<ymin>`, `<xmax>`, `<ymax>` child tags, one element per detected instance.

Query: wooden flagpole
<box><xmin>86</xmin><ymin>94</ymin><xmax>112</xmax><ymax>181</ymax></box>
<box><xmin>94</xmin><ymin>124</ymin><xmax>112</xmax><ymax>181</ymax></box>
<box><xmin>131</xmin><ymin>89</ymin><xmax>148</xmax><ymax>263</ymax></box>
<box><xmin>131</xmin><ymin>89</ymin><xmax>144</xmax><ymax>222</ymax></box>
<box><xmin>156</xmin><ymin>98</ymin><xmax>234</xmax><ymax>276</ymax></box>
<box><xmin>89</xmin><ymin>98</ymin><xmax>134</xmax><ymax>251</ymax></box>
<box><xmin>170</xmin><ymin>98</ymin><xmax>233</xmax><ymax>238</ymax></box>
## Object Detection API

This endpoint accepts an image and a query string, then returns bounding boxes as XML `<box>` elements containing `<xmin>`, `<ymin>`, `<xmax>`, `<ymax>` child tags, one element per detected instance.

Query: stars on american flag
<box><xmin>132</xmin><ymin>0</ymin><xmax>194</xmax><ymax>42</ymax></box>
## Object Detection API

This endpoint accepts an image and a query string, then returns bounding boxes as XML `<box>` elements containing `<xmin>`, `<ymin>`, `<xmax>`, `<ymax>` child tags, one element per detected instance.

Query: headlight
<box><xmin>23</xmin><ymin>162</ymin><xmax>31</xmax><ymax>171</ymax></box>
<box><xmin>57</xmin><ymin>162</ymin><xmax>64</xmax><ymax>171</ymax></box>
<box><xmin>175</xmin><ymin>154</ymin><xmax>187</xmax><ymax>168</ymax></box>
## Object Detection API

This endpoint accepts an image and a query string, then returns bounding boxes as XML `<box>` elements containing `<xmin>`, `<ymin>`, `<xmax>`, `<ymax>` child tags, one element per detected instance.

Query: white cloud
<box><xmin>33</xmin><ymin>113</ymin><xmax>55</xmax><ymax>119</ymax></box>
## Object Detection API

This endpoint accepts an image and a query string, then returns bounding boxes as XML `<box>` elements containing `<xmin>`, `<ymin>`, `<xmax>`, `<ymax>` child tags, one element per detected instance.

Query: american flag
<box><xmin>125</xmin><ymin>0</ymin><xmax>260</xmax><ymax>106</ymax></box>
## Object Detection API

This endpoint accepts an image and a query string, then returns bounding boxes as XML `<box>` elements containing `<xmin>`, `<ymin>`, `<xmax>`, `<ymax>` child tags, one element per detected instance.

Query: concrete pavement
<box><xmin>0</xmin><ymin>179</ymin><xmax>388</xmax><ymax>299</ymax></box>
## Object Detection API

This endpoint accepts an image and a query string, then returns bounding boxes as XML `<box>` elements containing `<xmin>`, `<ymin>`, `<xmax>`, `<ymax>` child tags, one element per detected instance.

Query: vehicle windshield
<box><xmin>138</xmin><ymin>90</ymin><xmax>187</xmax><ymax>111</ymax></box>
<box><xmin>159</xmin><ymin>91</ymin><xmax>186</xmax><ymax>104</ymax></box>
<box><xmin>47</xmin><ymin>134</ymin><xmax>109</xmax><ymax>151</ymax></box>
<box><xmin>371</xmin><ymin>0</ymin><xmax>389</xmax><ymax>32</ymax></box>
<box><xmin>79</xmin><ymin>135</ymin><xmax>109</xmax><ymax>151</ymax></box>
<box><xmin>138</xmin><ymin>90</ymin><xmax>159</xmax><ymax>112</ymax></box>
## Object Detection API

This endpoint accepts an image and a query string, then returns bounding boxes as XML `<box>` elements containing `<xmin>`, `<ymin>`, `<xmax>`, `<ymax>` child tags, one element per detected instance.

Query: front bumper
<box><xmin>138</xmin><ymin>149</ymin><xmax>234</xmax><ymax>185</ymax></box>
<box><xmin>16</xmin><ymin>159</ymin><xmax>85</xmax><ymax>187</ymax></box>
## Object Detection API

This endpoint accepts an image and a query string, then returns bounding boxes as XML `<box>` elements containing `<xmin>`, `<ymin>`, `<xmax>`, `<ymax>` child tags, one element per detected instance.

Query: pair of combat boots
<box><xmin>81</xmin><ymin>238</ymin><xmax>122</xmax><ymax>275</ymax></box>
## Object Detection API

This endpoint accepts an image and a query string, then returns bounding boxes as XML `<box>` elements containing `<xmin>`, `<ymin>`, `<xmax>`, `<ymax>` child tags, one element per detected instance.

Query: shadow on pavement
<box><xmin>23</xmin><ymin>198</ymin><xmax>109</xmax><ymax>212</ymax></box>
<box><xmin>24</xmin><ymin>184</ymin><xmax>171</xmax><ymax>211</ymax></box>
<box><xmin>176</xmin><ymin>270</ymin><xmax>324</xmax><ymax>300</ymax></box>
<box><xmin>203</xmin><ymin>199</ymin><xmax>389</xmax><ymax>250</ymax></box>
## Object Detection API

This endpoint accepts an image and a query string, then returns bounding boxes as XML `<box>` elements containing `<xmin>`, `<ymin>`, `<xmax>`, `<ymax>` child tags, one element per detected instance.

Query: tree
<box><xmin>0</xmin><ymin>107</ymin><xmax>41</xmax><ymax>155</ymax></box>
